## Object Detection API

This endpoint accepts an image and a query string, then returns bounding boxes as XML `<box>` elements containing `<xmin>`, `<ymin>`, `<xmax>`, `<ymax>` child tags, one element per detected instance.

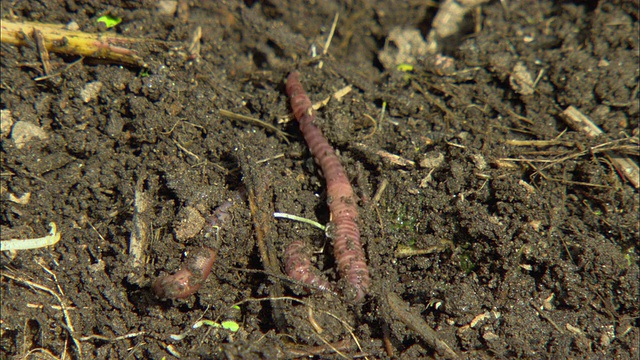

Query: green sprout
<box><xmin>458</xmin><ymin>252</ymin><xmax>476</xmax><ymax>274</ymax></box>
<box><xmin>397</xmin><ymin>63</ymin><xmax>414</xmax><ymax>72</ymax></box>
<box><xmin>193</xmin><ymin>319</ymin><xmax>240</xmax><ymax>332</ymax></box>
<box><xmin>97</xmin><ymin>14</ymin><xmax>122</xmax><ymax>29</ymax></box>
<box><xmin>273</xmin><ymin>212</ymin><xmax>326</xmax><ymax>231</ymax></box>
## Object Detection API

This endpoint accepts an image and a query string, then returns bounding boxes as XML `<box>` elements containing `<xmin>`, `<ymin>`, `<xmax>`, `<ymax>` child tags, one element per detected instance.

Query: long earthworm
<box><xmin>285</xmin><ymin>71</ymin><xmax>371</xmax><ymax>302</ymax></box>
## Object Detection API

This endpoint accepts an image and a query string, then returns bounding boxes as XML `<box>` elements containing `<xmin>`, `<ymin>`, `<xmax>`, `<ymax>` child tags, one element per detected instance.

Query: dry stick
<box><xmin>33</xmin><ymin>29</ymin><xmax>52</xmax><ymax>75</ymax></box>
<box><xmin>1</xmin><ymin>20</ymin><xmax>144</xmax><ymax>66</ymax></box>
<box><xmin>286</xmin><ymin>72</ymin><xmax>371</xmax><ymax>302</ymax></box>
<box><xmin>386</xmin><ymin>292</ymin><xmax>460</xmax><ymax>359</ymax></box>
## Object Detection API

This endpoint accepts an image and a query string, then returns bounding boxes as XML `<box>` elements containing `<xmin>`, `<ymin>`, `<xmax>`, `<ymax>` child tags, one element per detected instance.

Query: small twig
<box><xmin>172</xmin><ymin>139</ymin><xmax>200</xmax><ymax>160</ymax></box>
<box><xmin>377</xmin><ymin>101</ymin><xmax>387</xmax><ymax>131</ymax></box>
<box><xmin>370</xmin><ymin>178</ymin><xmax>389</xmax><ymax>205</ymax></box>
<box><xmin>506</xmin><ymin>139</ymin><xmax>575</xmax><ymax>147</ymax></box>
<box><xmin>529</xmin><ymin>302</ymin><xmax>564</xmax><ymax>334</ymax></box>
<box><xmin>386</xmin><ymin>292</ymin><xmax>459</xmax><ymax>359</ymax></box>
<box><xmin>79</xmin><ymin>331</ymin><xmax>145</xmax><ymax>342</ymax></box>
<box><xmin>33</xmin><ymin>56</ymin><xmax>85</xmax><ymax>82</ymax></box>
<box><xmin>361</xmin><ymin>114</ymin><xmax>377</xmax><ymax>139</ymax></box>
<box><xmin>33</xmin><ymin>29</ymin><xmax>52</xmax><ymax>76</ymax></box>
<box><xmin>317</xmin><ymin>12</ymin><xmax>340</xmax><ymax>70</ymax></box>
<box><xmin>353</xmin><ymin>142</ymin><xmax>415</xmax><ymax>167</ymax></box>
<box><xmin>128</xmin><ymin>180</ymin><xmax>151</xmax><ymax>273</ymax></box>
<box><xmin>226</xmin><ymin>296</ymin><xmax>363</xmax><ymax>356</ymax></box>
<box><xmin>186</xmin><ymin>26</ymin><xmax>202</xmax><ymax>61</ymax></box>
<box><xmin>256</xmin><ymin>153</ymin><xmax>284</xmax><ymax>164</ymax></box>
<box><xmin>395</xmin><ymin>243</ymin><xmax>450</xmax><ymax>258</ymax></box>
<box><xmin>502</xmin><ymin>136</ymin><xmax>638</xmax><ymax>187</ymax></box>
<box><xmin>219</xmin><ymin>109</ymin><xmax>290</xmax><ymax>144</ymax></box>
<box><xmin>322</xmin><ymin>13</ymin><xmax>340</xmax><ymax>55</ymax></box>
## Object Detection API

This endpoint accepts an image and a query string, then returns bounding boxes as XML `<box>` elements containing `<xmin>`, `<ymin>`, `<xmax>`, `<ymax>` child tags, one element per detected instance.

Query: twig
<box><xmin>79</xmin><ymin>331</ymin><xmax>145</xmax><ymax>342</ymax></box>
<box><xmin>506</xmin><ymin>139</ymin><xmax>575</xmax><ymax>147</ymax></box>
<box><xmin>395</xmin><ymin>243</ymin><xmax>450</xmax><ymax>258</ymax></box>
<box><xmin>1</xmin><ymin>20</ymin><xmax>145</xmax><ymax>66</ymax></box>
<box><xmin>322</xmin><ymin>13</ymin><xmax>340</xmax><ymax>55</ymax></box>
<box><xmin>317</xmin><ymin>12</ymin><xmax>340</xmax><ymax>70</ymax></box>
<box><xmin>33</xmin><ymin>29</ymin><xmax>52</xmax><ymax>75</ymax></box>
<box><xmin>219</xmin><ymin>109</ymin><xmax>290</xmax><ymax>144</ymax></box>
<box><xmin>370</xmin><ymin>178</ymin><xmax>389</xmax><ymax>205</ymax></box>
<box><xmin>386</xmin><ymin>292</ymin><xmax>459</xmax><ymax>359</ymax></box>
<box><xmin>353</xmin><ymin>142</ymin><xmax>415</xmax><ymax>167</ymax></box>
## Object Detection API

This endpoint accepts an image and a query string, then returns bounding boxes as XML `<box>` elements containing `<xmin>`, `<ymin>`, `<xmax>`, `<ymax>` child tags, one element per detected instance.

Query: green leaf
<box><xmin>97</xmin><ymin>15</ymin><xmax>122</xmax><ymax>28</ymax></box>
<box><xmin>220</xmin><ymin>320</ymin><xmax>240</xmax><ymax>332</ymax></box>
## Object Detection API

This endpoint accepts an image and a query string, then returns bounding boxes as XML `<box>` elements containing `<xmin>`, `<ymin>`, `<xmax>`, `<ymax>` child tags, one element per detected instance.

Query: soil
<box><xmin>1</xmin><ymin>0</ymin><xmax>638</xmax><ymax>359</ymax></box>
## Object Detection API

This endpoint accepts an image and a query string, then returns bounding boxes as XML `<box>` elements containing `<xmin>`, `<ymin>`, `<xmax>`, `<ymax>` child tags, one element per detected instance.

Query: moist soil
<box><xmin>1</xmin><ymin>1</ymin><xmax>638</xmax><ymax>359</ymax></box>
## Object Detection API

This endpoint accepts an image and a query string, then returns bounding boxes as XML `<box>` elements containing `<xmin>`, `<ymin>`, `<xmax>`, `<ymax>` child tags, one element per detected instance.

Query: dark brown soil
<box><xmin>1</xmin><ymin>1</ymin><xmax>638</xmax><ymax>359</ymax></box>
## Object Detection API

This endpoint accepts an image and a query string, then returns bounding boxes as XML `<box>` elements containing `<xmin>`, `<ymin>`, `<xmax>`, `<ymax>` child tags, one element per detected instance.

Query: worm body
<box><xmin>284</xmin><ymin>240</ymin><xmax>333</xmax><ymax>293</ymax></box>
<box><xmin>153</xmin><ymin>247</ymin><xmax>217</xmax><ymax>299</ymax></box>
<box><xmin>286</xmin><ymin>72</ymin><xmax>371</xmax><ymax>302</ymax></box>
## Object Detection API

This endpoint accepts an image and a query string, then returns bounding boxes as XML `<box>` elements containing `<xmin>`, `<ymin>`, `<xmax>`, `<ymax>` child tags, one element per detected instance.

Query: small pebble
<box><xmin>11</xmin><ymin>121</ymin><xmax>48</xmax><ymax>149</ymax></box>
<box><xmin>80</xmin><ymin>81</ymin><xmax>103</xmax><ymax>103</ymax></box>
<box><xmin>0</xmin><ymin>109</ymin><xmax>14</xmax><ymax>137</ymax></box>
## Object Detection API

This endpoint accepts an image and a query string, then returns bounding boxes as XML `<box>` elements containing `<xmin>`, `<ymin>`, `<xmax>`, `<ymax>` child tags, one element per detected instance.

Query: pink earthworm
<box><xmin>284</xmin><ymin>240</ymin><xmax>334</xmax><ymax>293</ymax></box>
<box><xmin>153</xmin><ymin>247</ymin><xmax>217</xmax><ymax>299</ymax></box>
<box><xmin>285</xmin><ymin>71</ymin><xmax>371</xmax><ymax>302</ymax></box>
<box><xmin>206</xmin><ymin>188</ymin><xmax>247</xmax><ymax>230</ymax></box>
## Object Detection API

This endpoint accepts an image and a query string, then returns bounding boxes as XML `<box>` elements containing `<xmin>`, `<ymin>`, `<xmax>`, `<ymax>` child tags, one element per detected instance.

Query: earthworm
<box><xmin>153</xmin><ymin>247</ymin><xmax>217</xmax><ymax>299</ymax></box>
<box><xmin>206</xmin><ymin>188</ymin><xmax>246</xmax><ymax>230</ymax></box>
<box><xmin>285</xmin><ymin>71</ymin><xmax>371</xmax><ymax>302</ymax></box>
<box><xmin>154</xmin><ymin>190</ymin><xmax>244</xmax><ymax>299</ymax></box>
<box><xmin>284</xmin><ymin>240</ymin><xmax>333</xmax><ymax>293</ymax></box>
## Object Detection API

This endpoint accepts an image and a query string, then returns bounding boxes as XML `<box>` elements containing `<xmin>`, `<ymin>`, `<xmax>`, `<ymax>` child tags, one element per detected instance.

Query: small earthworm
<box><xmin>284</xmin><ymin>240</ymin><xmax>333</xmax><ymax>293</ymax></box>
<box><xmin>154</xmin><ymin>190</ymin><xmax>246</xmax><ymax>299</ymax></box>
<box><xmin>206</xmin><ymin>189</ymin><xmax>246</xmax><ymax>231</ymax></box>
<box><xmin>153</xmin><ymin>247</ymin><xmax>217</xmax><ymax>299</ymax></box>
<box><xmin>286</xmin><ymin>72</ymin><xmax>371</xmax><ymax>302</ymax></box>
